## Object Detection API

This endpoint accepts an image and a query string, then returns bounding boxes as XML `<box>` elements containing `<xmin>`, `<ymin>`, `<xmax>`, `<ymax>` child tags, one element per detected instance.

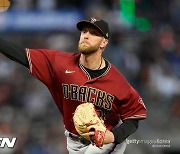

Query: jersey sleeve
<box><xmin>118</xmin><ymin>87</ymin><xmax>147</xmax><ymax>120</ymax></box>
<box><xmin>25</xmin><ymin>48</ymin><xmax>56</xmax><ymax>87</ymax></box>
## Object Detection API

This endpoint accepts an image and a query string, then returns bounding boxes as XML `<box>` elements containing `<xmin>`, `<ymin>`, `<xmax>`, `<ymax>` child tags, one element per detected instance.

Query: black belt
<box><xmin>69</xmin><ymin>133</ymin><xmax>91</xmax><ymax>145</ymax></box>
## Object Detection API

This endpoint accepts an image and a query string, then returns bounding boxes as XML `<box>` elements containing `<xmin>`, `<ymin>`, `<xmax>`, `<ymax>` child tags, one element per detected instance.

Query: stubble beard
<box><xmin>78</xmin><ymin>42</ymin><xmax>99</xmax><ymax>55</ymax></box>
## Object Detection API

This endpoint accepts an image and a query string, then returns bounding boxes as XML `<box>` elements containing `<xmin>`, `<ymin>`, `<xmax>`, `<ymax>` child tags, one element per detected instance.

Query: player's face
<box><xmin>78</xmin><ymin>25</ymin><xmax>105</xmax><ymax>55</ymax></box>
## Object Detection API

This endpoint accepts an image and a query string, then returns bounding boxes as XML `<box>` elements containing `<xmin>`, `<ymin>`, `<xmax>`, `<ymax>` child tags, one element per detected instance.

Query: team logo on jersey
<box><xmin>62</xmin><ymin>84</ymin><xmax>114</xmax><ymax>111</ymax></box>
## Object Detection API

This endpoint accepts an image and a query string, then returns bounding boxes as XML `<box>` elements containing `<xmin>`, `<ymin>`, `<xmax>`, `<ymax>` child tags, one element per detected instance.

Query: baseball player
<box><xmin>0</xmin><ymin>17</ymin><xmax>147</xmax><ymax>154</ymax></box>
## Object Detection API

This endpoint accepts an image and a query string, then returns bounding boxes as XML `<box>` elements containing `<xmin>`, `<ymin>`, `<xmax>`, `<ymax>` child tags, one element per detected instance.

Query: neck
<box><xmin>80</xmin><ymin>52</ymin><xmax>105</xmax><ymax>70</ymax></box>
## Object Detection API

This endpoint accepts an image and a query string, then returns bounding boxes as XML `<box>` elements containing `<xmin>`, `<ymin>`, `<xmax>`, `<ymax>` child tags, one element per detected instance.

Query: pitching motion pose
<box><xmin>0</xmin><ymin>17</ymin><xmax>146</xmax><ymax>154</ymax></box>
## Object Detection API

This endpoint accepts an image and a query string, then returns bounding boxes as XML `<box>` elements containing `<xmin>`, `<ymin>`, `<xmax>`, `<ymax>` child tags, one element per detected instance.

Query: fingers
<box><xmin>89</xmin><ymin>131</ymin><xmax>95</xmax><ymax>136</ymax></box>
<box><xmin>89</xmin><ymin>133</ymin><xmax>94</xmax><ymax>142</ymax></box>
<box><xmin>89</xmin><ymin>127</ymin><xmax>95</xmax><ymax>140</ymax></box>
<box><xmin>89</xmin><ymin>128</ymin><xmax>95</xmax><ymax>145</ymax></box>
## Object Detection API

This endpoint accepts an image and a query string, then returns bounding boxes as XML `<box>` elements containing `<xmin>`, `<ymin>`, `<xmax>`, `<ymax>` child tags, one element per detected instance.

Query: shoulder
<box><xmin>28</xmin><ymin>48</ymin><xmax>80</xmax><ymax>65</ymax></box>
<box><xmin>53</xmin><ymin>50</ymin><xmax>80</xmax><ymax>63</ymax></box>
<box><xmin>108</xmin><ymin>63</ymin><xmax>131</xmax><ymax>92</ymax></box>
<box><xmin>109</xmin><ymin>64</ymin><xmax>128</xmax><ymax>82</ymax></box>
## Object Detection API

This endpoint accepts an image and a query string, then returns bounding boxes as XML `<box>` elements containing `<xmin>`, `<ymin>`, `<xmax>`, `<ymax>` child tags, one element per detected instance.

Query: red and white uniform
<box><xmin>26</xmin><ymin>49</ymin><xmax>147</xmax><ymax>135</ymax></box>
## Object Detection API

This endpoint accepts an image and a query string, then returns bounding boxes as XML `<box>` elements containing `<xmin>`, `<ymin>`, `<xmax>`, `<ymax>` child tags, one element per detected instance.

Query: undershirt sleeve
<box><xmin>0</xmin><ymin>37</ymin><xmax>29</xmax><ymax>67</ymax></box>
<box><xmin>112</xmin><ymin>119</ymin><xmax>139</xmax><ymax>144</ymax></box>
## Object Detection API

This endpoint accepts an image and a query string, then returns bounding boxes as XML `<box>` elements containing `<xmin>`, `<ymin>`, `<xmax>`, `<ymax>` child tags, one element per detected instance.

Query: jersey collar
<box><xmin>79</xmin><ymin>58</ymin><xmax>111</xmax><ymax>81</ymax></box>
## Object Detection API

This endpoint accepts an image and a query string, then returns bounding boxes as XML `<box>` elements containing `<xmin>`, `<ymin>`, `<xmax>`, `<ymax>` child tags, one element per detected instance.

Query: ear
<box><xmin>100</xmin><ymin>38</ymin><xmax>108</xmax><ymax>49</ymax></box>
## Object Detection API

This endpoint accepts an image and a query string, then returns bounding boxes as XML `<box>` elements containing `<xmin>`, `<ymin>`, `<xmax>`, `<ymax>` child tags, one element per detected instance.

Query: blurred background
<box><xmin>0</xmin><ymin>0</ymin><xmax>179</xmax><ymax>154</ymax></box>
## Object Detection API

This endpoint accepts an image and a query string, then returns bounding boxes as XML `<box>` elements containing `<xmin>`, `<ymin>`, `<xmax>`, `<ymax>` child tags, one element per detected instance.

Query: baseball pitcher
<box><xmin>0</xmin><ymin>17</ymin><xmax>147</xmax><ymax>154</ymax></box>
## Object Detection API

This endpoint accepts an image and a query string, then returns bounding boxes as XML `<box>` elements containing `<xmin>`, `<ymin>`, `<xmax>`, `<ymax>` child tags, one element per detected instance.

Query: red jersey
<box><xmin>26</xmin><ymin>48</ymin><xmax>147</xmax><ymax>135</ymax></box>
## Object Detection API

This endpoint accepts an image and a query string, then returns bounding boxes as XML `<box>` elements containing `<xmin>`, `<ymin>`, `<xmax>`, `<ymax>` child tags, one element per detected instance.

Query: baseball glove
<box><xmin>73</xmin><ymin>103</ymin><xmax>106</xmax><ymax>147</ymax></box>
